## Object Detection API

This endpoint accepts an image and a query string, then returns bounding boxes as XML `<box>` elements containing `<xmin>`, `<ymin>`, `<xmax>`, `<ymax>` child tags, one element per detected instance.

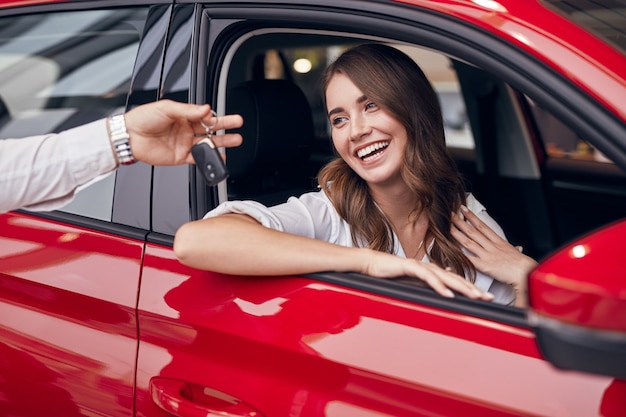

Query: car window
<box><xmin>209</xmin><ymin>23</ymin><xmax>624</xmax><ymax>311</ymax></box>
<box><xmin>527</xmin><ymin>98</ymin><xmax>614</xmax><ymax>163</ymax></box>
<box><xmin>0</xmin><ymin>8</ymin><xmax>149</xmax><ymax>220</ymax></box>
<box><xmin>223</xmin><ymin>34</ymin><xmax>474</xmax><ymax>206</ymax></box>
<box><xmin>233</xmin><ymin>42</ymin><xmax>474</xmax><ymax>150</ymax></box>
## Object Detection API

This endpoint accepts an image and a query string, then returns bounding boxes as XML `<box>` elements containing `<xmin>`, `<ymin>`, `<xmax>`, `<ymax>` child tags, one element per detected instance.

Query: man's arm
<box><xmin>0</xmin><ymin>100</ymin><xmax>243</xmax><ymax>213</ymax></box>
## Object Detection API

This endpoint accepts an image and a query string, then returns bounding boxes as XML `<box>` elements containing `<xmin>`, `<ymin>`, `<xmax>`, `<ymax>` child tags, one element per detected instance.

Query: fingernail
<box><xmin>444</xmin><ymin>289</ymin><xmax>455</xmax><ymax>298</ymax></box>
<box><xmin>460</xmin><ymin>205</ymin><xmax>469</xmax><ymax>213</ymax></box>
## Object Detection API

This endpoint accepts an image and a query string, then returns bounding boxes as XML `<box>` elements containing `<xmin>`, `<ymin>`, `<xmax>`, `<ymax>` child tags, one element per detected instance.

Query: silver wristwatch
<box><xmin>107</xmin><ymin>114</ymin><xmax>136</xmax><ymax>165</ymax></box>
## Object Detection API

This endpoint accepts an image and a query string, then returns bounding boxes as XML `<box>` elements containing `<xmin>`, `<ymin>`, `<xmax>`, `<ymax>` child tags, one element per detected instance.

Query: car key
<box><xmin>191</xmin><ymin>111</ymin><xmax>229</xmax><ymax>186</ymax></box>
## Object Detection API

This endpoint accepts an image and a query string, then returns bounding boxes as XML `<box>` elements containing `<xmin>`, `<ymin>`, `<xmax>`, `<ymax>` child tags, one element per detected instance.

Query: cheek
<box><xmin>331</xmin><ymin>132</ymin><xmax>349</xmax><ymax>156</ymax></box>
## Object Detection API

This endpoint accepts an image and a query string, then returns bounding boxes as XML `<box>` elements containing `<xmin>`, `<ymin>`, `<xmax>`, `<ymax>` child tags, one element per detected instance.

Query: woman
<box><xmin>175</xmin><ymin>43</ymin><xmax>528</xmax><ymax>305</ymax></box>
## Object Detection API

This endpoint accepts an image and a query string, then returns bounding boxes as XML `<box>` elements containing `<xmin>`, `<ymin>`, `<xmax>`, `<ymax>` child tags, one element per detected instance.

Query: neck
<box><xmin>368</xmin><ymin>182</ymin><xmax>420</xmax><ymax>224</ymax></box>
<box><xmin>368</xmin><ymin>182</ymin><xmax>429</xmax><ymax>259</ymax></box>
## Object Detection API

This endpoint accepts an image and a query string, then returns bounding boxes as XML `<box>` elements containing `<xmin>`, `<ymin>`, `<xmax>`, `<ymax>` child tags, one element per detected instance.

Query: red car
<box><xmin>0</xmin><ymin>0</ymin><xmax>624</xmax><ymax>415</ymax></box>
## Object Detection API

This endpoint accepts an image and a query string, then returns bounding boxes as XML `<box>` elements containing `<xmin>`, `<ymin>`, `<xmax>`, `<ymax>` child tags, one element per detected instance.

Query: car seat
<box><xmin>225</xmin><ymin>79</ymin><xmax>317</xmax><ymax>206</ymax></box>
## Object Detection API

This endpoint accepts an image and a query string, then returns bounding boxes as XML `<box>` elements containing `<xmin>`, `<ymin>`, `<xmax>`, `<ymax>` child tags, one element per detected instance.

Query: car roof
<box><xmin>2</xmin><ymin>0</ymin><xmax>623</xmax><ymax>121</ymax></box>
<box><xmin>394</xmin><ymin>0</ymin><xmax>625</xmax><ymax>122</ymax></box>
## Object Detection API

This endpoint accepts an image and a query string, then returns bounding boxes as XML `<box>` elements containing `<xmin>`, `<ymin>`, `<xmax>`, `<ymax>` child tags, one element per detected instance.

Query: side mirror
<box><xmin>528</xmin><ymin>219</ymin><xmax>626</xmax><ymax>379</ymax></box>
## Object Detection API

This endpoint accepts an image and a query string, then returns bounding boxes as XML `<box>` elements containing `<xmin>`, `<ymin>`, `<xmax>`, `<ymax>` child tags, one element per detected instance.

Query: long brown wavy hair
<box><xmin>318</xmin><ymin>43</ymin><xmax>475</xmax><ymax>281</ymax></box>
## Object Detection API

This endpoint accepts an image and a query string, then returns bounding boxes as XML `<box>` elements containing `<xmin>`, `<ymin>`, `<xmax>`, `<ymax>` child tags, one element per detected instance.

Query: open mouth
<box><xmin>356</xmin><ymin>141</ymin><xmax>390</xmax><ymax>161</ymax></box>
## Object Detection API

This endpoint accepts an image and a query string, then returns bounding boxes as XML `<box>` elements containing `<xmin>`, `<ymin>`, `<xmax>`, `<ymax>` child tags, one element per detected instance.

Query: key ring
<box><xmin>197</xmin><ymin>110</ymin><xmax>218</xmax><ymax>138</ymax></box>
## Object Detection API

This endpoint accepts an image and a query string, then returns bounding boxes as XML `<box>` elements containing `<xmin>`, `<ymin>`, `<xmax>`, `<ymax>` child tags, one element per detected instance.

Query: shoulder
<box><xmin>296</xmin><ymin>188</ymin><xmax>334</xmax><ymax>207</ymax></box>
<box><xmin>464</xmin><ymin>192</ymin><xmax>506</xmax><ymax>238</ymax></box>
<box><xmin>465</xmin><ymin>192</ymin><xmax>486</xmax><ymax>213</ymax></box>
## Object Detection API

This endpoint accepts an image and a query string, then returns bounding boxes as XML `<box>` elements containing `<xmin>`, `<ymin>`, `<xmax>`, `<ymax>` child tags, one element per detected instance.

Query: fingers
<box><xmin>153</xmin><ymin>100</ymin><xmax>212</xmax><ymax>122</ymax></box>
<box><xmin>157</xmin><ymin>99</ymin><xmax>243</xmax><ymax>137</ymax></box>
<box><xmin>410</xmin><ymin>261</ymin><xmax>494</xmax><ymax>301</ymax></box>
<box><xmin>202</xmin><ymin>113</ymin><xmax>244</xmax><ymax>132</ymax></box>
<box><xmin>459</xmin><ymin>205</ymin><xmax>501</xmax><ymax>242</ymax></box>
<box><xmin>211</xmin><ymin>132</ymin><xmax>243</xmax><ymax>149</ymax></box>
<box><xmin>191</xmin><ymin>108</ymin><xmax>243</xmax><ymax>149</ymax></box>
<box><xmin>197</xmin><ymin>111</ymin><xmax>243</xmax><ymax>149</ymax></box>
<box><xmin>451</xmin><ymin>211</ymin><xmax>488</xmax><ymax>254</ymax></box>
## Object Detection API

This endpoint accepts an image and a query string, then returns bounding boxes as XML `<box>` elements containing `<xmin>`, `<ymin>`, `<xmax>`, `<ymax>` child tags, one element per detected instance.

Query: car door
<box><xmin>137</xmin><ymin>2</ymin><xmax>624</xmax><ymax>416</ymax></box>
<box><xmin>0</xmin><ymin>3</ymin><xmax>170</xmax><ymax>415</ymax></box>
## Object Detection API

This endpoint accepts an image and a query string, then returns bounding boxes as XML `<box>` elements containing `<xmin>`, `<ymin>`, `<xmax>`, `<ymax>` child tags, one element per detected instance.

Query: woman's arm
<box><xmin>174</xmin><ymin>213</ymin><xmax>494</xmax><ymax>301</ymax></box>
<box><xmin>450</xmin><ymin>205</ymin><xmax>538</xmax><ymax>307</ymax></box>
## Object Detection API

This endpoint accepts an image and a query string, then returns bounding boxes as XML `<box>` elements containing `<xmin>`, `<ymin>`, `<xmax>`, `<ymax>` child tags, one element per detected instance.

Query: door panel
<box><xmin>0</xmin><ymin>213</ymin><xmax>144</xmax><ymax>415</ymax></box>
<box><xmin>136</xmin><ymin>243</ymin><xmax>613</xmax><ymax>417</ymax></box>
<box><xmin>527</xmin><ymin>101</ymin><xmax>626</xmax><ymax>247</ymax></box>
<box><xmin>543</xmin><ymin>158</ymin><xmax>626</xmax><ymax>246</ymax></box>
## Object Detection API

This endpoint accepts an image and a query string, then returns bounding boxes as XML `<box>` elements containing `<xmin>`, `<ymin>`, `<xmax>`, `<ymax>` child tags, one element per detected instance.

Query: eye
<box><xmin>331</xmin><ymin>115</ymin><xmax>348</xmax><ymax>127</ymax></box>
<box><xmin>365</xmin><ymin>101</ymin><xmax>378</xmax><ymax>111</ymax></box>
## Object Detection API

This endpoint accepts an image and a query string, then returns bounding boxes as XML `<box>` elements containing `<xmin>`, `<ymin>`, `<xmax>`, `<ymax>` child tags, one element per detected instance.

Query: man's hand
<box><xmin>124</xmin><ymin>100</ymin><xmax>243</xmax><ymax>166</ymax></box>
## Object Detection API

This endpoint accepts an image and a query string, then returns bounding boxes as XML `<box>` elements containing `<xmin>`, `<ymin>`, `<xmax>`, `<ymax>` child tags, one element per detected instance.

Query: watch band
<box><xmin>107</xmin><ymin>114</ymin><xmax>136</xmax><ymax>165</ymax></box>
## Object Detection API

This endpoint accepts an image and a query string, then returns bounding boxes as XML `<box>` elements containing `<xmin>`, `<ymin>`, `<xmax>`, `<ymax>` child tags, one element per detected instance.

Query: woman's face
<box><xmin>326</xmin><ymin>73</ymin><xmax>409</xmax><ymax>188</ymax></box>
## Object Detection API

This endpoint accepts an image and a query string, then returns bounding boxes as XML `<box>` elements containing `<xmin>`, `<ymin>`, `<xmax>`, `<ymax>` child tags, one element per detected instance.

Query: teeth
<box><xmin>357</xmin><ymin>141</ymin><xmax>390</xmax><ymax>159</ymax></box>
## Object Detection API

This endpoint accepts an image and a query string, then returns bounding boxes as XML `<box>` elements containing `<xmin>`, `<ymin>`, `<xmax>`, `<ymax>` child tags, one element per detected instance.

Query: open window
<box><xmin>222</xmin><ymin>33</ymin><xmax>475</xmax><ymax>206</ymax></box>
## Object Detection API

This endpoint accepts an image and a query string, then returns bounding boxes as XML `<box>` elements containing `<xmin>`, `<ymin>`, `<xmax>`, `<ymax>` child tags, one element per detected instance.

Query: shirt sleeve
<box><xmin>0</xmin><ymin>119</ymin><xmax>117</xmax><ymax>213</ymax></box>
<box><xmin>205</xmin><ymin>190</ymin><xmax>350</xmax><ymax>244</ymax></box>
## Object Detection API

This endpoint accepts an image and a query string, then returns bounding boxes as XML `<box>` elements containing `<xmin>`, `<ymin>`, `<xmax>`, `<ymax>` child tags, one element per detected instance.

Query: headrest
<box><xmin>225</xmin><ymin>79</ymin><xmax>315</xmax><ymax>179</ymax></box>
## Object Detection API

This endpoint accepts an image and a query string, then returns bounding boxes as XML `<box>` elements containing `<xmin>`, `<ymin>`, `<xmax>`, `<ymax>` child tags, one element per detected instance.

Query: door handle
<box><xmin>150</xmin><ymin>378</ymin><xmax>263</xmax><ymax>417</ymax></box>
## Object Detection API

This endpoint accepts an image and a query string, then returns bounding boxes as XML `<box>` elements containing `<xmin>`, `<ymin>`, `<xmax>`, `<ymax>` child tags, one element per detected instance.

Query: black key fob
<box><xmin>191</xmin><ymin>138</ymin><xmax>229</xmax><ymax>186</ymax></box>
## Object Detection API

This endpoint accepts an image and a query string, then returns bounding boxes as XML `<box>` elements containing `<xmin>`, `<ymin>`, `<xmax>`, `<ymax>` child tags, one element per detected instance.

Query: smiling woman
<box><xmin>174</xmin><ymin>43</ymin><xmax>520</xmax><ymax>306</ymax></box>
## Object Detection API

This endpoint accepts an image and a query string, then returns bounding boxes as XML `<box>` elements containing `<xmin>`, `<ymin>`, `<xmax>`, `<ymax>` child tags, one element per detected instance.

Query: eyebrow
<box><xmin>327</xmin><ymin>95</ymin><xmax>368</xmax><ymax>118</ymax></box>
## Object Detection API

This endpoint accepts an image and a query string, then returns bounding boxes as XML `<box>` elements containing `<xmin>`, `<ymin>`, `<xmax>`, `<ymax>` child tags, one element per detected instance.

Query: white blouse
<box><xmin>206</xmin><ymin>190</ymin><xmax>516</xmax><ymax>305</ymax></box>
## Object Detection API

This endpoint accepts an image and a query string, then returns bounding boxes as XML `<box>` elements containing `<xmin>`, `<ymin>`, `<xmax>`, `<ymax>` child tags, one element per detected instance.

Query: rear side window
<box><xmin>0</xmin><ymin>7</ymin><xmax>149</xmax><ymax>220</ymax></box>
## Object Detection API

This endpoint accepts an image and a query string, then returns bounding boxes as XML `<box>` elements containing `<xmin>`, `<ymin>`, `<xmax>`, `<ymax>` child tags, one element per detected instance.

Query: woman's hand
<box><xmin>362</xmin><ymin>250</ymin><xmax>495</xmax><ymax>301</ymax></box>
<box><xmin>450</xmin><ymin>205</ymin><xmax>537</xmax><ymax>307</ymax></box>
<box><xmin>176</xmin><ymin>213</ymin><xmax>494</xmax><ymax>302</ymax></box>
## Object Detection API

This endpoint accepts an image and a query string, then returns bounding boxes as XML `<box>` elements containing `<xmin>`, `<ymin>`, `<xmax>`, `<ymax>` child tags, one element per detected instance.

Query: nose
<box><xmin>349</xmin><ymin>112</ymin><xmax>371</xmax><ymax>141</ymax></box>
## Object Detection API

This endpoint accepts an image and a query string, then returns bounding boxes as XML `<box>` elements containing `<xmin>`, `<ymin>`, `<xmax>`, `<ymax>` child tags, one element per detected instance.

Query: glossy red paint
<box><xmin>530</xmin><ymin>219</ymin><xmax>626</xmax><ymax>332</ymax></box>
<box><xmin>0</xmin><ymin>0</ymin><xmax>624</xmax><ymax>415</ymax></box>
<box><xmin>0</xmin><ymin>0</ymin><xmax>60</xmax><ymax>7</ymax></box>
<box><xmin>394</xmin><ymin>0</ymin><xmax>626</xmax><ymax>121</ymax></box>
<box><xmin>134</xmin><ymin>243</ymin><xmax>616</xmax><ymax>416</ymax></box>
<box><xmin>0</xmin><ymin>212</ymin><xmax>143</xmax><ymax>415</ymax></box>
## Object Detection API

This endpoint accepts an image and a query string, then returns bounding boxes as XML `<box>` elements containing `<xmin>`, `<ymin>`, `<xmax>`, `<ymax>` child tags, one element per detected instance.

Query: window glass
<box><xmin>528</xmin><ymin>99</ymin><xmax>614</xmax><ymax>163</ymax></box>
<box><xmin>0</xmin><ymin>8</ymin><xmax>149</xmax><ymax>220</ymax></box>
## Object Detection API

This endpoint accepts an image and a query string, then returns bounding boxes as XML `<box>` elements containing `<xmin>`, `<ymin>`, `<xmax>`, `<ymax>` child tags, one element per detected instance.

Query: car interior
<box><xmin>218</xmin><ymin>31</ymin><xmax>626</xmax><ymax>266</ymax></box>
